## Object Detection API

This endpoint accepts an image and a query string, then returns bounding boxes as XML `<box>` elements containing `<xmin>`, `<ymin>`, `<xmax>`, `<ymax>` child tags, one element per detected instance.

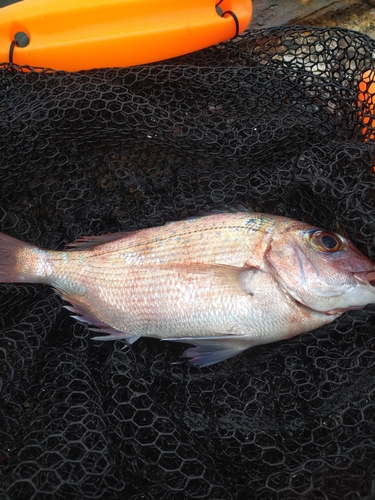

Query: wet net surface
<box><xmin>1</xmin><ymin>26</ymin><xmax>375</xmax><ymax>499</ymax></box>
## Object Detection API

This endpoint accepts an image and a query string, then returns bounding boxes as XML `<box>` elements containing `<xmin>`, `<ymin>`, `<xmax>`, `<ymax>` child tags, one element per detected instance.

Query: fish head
<box><xmin>265</xmin><ymin>222</ymin><xmax>375</xmax><ymax>314</ymax></box>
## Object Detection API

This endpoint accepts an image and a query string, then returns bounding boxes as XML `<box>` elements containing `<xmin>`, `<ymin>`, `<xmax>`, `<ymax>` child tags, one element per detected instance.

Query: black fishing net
<box><xmin>1</xmin><ymin>25</ymin><xmax>375</xmax><ymax>499</ymax></box>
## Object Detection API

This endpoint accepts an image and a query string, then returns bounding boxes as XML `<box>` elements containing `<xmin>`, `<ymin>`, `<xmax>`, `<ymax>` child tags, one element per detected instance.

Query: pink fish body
<box><xmin>1</xmin><ymin>212</ymin><xmax>375</xmax><ymax>366</ymax></box>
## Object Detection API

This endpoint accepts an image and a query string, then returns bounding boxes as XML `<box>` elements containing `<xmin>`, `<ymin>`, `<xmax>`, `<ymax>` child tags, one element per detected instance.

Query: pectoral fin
<box><xmin>165</xmin><ymin>336</ymin><xmax>252</xmax><ymax>367</ymax></box>
<box><xmin>163</xmin><ymin>263</ymin><xmax>262</xmax><ymax>296</ymax></box>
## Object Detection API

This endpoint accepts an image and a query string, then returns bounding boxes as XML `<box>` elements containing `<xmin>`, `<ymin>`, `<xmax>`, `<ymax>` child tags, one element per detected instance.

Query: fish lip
<box><xmin>354</xmin><ymin>270</ymin><xmax>375</xmax><ymax>288</ymax></box>
<box><xmin>324</xmin><ymin>270</ymin><xmax>375</xmax><ymax>315</ymax></box>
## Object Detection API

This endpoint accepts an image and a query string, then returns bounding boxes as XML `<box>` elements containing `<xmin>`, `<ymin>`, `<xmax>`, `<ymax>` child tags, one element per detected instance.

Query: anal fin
<box><xmin>55</xmin><ymin>286</ymin><xmax>139</xmax><ymax>344</ymax></box>
<box><xmin>91</xmin><ymin>330</ymin><xmax>140</xmax><ymax>344</ymax></box>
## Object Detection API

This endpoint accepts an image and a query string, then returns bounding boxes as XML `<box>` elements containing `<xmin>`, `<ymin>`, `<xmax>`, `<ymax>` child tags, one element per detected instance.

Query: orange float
<box><xmin>358</xmin><ymin>69</ymin><xmax>375</xmax><ymax>141</ymax></box>
<box><xmin>0</xmin><ymin>0</ymin><xmax>252</xmax><ymax>71</ymax></box>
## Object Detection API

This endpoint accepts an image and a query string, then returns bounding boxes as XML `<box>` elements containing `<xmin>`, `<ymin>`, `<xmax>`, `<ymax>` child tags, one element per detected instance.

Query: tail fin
<box><xmin>0</xmin><ymin>232</ymin><xmax>38</xmax><ymax>283</ymax></box>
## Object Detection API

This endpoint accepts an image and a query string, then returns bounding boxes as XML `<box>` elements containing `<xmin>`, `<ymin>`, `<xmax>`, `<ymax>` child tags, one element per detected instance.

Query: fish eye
<box><xmin>309</xmin><ymin>230</ymin><xmax>342</xmax><ymax>252</ymax></box>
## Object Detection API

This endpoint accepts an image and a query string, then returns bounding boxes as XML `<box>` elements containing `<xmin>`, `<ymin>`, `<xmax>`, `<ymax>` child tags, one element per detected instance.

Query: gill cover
<box><xmin>265</xmin><ymin>228</ymin><xmax>375</xmax><ymax>313</ymax></box>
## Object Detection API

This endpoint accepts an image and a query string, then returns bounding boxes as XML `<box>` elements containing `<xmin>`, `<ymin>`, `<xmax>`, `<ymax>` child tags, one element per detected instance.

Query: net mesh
<box><xmin>1</xmin><ymin>26</ymin><xmax>375</xmax><ymax>499</ymax></box>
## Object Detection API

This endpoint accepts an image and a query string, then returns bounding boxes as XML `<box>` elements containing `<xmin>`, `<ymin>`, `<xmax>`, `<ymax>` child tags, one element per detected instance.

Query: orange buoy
<box><xmin>358</xmin><ymin>69</ymin><xmax>375</xmax><ymax>141</ymax></box>
<box><xmin>0</xmin><ymin>0</ymin><xmax>252</xmax><ymax>71</ymax></box>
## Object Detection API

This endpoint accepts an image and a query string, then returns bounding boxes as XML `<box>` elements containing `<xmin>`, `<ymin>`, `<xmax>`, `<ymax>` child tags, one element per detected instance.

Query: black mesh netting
<box><xmin>1</xmin><ymin>26</ymin><xmax>375</xmax><ymax>499</ymax></box>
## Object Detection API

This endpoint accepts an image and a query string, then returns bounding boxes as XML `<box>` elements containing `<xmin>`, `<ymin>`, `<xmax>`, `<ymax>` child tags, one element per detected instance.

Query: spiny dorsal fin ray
<box><xmin>65</xmin><ymin>232</ymin><xmax>134</xmax><ymax>250</ymax></box>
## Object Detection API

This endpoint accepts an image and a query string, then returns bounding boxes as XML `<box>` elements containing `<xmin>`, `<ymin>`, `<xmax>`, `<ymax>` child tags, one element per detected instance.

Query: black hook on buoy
<box><xmin>215</xmin><ymin>1</ymin><xmax>240</xmax><ymax>38</ymax></box>
<box><xmin>9</xmin><ymin>31</ymin><xmax>30</xmax><ymax>64</ymax></box>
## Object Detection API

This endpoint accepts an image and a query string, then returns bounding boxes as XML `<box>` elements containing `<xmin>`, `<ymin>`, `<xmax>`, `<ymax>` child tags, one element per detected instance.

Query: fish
<box><xmin>0</xmin><ymin>212</ymin><xmax>375</xmax><ymax>367</ymax></box>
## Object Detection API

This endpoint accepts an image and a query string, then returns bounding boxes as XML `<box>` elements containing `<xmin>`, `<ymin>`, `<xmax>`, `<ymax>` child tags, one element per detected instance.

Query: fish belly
<box><xmin>53</xmin><ymin>260</ymin><xmax>334</xmax><ymax>344</ymax></box>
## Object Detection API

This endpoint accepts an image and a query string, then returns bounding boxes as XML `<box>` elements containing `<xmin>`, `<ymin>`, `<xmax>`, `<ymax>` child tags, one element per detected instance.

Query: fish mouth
<box><xmin>354</xmin><ymin>271</ymin><xmax>375</xmax><ymax>288</ymax></box>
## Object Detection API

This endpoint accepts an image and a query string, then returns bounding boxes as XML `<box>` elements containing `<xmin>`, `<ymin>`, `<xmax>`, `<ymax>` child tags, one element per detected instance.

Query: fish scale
<box><xmin>0</xmin><ymin>211</ymin><xmax>374</xmax><ymax>366</ymax></box>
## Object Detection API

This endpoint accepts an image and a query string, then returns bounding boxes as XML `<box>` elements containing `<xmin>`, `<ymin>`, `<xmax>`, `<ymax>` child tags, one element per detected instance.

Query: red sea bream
<box><xmin>1</xmin><ymin>212</ymin><xmax>375</xmax><ymax>366</ymax></box>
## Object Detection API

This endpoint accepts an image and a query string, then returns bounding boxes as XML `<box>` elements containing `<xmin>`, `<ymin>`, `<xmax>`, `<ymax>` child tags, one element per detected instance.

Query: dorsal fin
<box><xmin>66</xmin><ymin>231</ymin><xmax>132</xmax><ymax>250</ymax></box>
